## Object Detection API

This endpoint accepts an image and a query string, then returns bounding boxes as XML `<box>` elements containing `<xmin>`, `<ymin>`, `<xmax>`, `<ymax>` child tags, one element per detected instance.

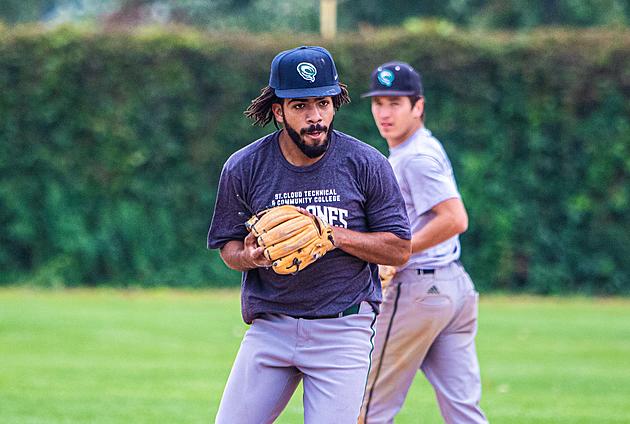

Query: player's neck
<box><xmin>385</xmin><ymin>120</ymin><xmax>424</xmax><ymax>149</ymax></box>
<box><xmin>278</xmin><ymin>130</ymin><xmax>325</xmax><ymax>167</ymax></box>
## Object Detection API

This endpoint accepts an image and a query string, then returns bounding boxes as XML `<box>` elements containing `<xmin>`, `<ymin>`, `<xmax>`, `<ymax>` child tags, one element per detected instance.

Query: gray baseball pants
<box><xmin>359</xmin><ymin>262</ymin><xmax>488</xmax><ymax>424</ymax></box>
<box><xmin>215</xmin><ymin>302</ymin><xmax>376</xmax><ymax>424</ymax></box>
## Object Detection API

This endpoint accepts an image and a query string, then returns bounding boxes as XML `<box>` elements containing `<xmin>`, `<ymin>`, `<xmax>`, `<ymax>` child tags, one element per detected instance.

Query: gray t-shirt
<box><xmin>208</xmin><ymin>130</ymin><xmax>410</xmax><ymax>323</ymax></box>
<box><xmin>389</xmin><ymin>127</ymin><xmax>461</xmax><ymax>270</ymax></box>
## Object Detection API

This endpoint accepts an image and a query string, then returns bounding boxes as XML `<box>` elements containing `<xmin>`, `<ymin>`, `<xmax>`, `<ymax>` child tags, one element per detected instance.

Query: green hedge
<box><xmin>1</xmin><ymin>25</ymin><xmax>629</xmax><ymax>293</ymax></box>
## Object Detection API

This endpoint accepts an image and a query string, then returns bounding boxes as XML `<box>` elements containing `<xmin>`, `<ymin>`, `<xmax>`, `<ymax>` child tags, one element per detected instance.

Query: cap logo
<box><xmin>378</xmin><ymin>70</ymin><xmax>394</xmax><ymax>87</ymax></box>
<box><xmin>297</xmin><ymin>62</ymin><xmax>317</xmax><ymax>83</ymax></box>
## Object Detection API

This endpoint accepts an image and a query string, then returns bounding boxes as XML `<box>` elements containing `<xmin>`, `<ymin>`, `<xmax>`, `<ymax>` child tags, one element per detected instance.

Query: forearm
<box><xmin>219</xmin><ymin>236</ymin><xmax>272</xmax><ymax>271</ymax></box>
<box><xmin>333</xmin><ymin>227</ymin><xmax>410</xmax><ymax>266</ymax></box>
<box><xmin>219</xmin><ymin>241</ymin><xmax>251</xmax><ymax>271</ymax></box>
<box><xmin>411</xmin><ymin>197</ymin><xmax>468</xmax><ymax>254</ymax></box>
<box><xmin>411</xmin><ymin>213</ymin><xmax>464</xmax><ymax>254</ymax></box>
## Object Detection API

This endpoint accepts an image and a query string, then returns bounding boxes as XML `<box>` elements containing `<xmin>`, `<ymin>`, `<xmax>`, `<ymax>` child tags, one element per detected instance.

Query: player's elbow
<box><xmin>452</xmin><ymin>206</ymin><xmax>468</xmax><ymax>234</ymax></box>
<box><xmin>394</xmin><ymin>251</ymin><xmax>411</xmax><ymax>266</ymax></box>
<box><xmin>454</xmin><ymin>214</ymin><xmax>468</xmax><ymax>234</ymax></box>
<box><xmin>388</xmin><ymin>239</ymin><xmax>411</xmax><ymax>266</ymax></box>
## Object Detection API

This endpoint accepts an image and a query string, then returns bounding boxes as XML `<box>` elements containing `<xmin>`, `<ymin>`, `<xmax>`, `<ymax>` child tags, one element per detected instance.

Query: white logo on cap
<box><xmin>297</xmin><ymin>62</ymin><xmax>317</xmax><ymax>83</ymax></box>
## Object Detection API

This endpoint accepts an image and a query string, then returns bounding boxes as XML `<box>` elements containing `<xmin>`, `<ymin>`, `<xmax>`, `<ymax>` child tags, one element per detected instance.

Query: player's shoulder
<box><xmin>333</xmin><ymin>130</ymin><xmax>387</xmax><ymax>161</ymax></box>
<box><xmin>395</xmin><ymin>129</ymin><xmax>443</xmax><ymax>167</ymax></box>
<box><xmin>406</xmin><ymin>128</ymin><xmax>448</xmax><ymax>159</ymax></box>
<box><xmin>410</xmin><ymin>128</ymin><xmax>446</xmax><ymax>154</ymax></box>
<box><xmin>223</xmin><ymin>132</ymin><xmax>277</xmax><ymax>172</ymax></box>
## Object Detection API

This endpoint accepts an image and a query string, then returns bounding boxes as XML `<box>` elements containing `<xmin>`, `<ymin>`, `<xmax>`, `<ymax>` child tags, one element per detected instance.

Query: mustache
<box><xmin>300</xmin><ymin>124</ymin><xmax>328</xmax><ymax>135</ymax></box>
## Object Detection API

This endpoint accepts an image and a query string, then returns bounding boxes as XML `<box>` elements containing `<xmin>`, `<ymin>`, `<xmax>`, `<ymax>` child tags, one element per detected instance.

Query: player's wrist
<box><xmin>330</xmin><ymin>226</ymin><xmax>349</xmax><ymax>249</ymax></box>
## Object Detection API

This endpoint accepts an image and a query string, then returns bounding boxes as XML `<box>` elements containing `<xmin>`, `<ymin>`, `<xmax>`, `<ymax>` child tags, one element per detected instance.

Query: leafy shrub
<box><xmin>1</xmin><ymin>25</ymin><xmax>628</xmax><ymax>292</ymax></box>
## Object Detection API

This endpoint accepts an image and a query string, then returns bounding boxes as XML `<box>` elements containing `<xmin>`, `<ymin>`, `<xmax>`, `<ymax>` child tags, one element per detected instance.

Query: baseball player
<box><xmin>207</xmin><ymin>46</ymin><xmax>412</xmax><ymax>423</ymax></box>
<box><xmin>358</xmin><ymin>62</ymin><xmax>489</xmax><ymax>423</ymax></box>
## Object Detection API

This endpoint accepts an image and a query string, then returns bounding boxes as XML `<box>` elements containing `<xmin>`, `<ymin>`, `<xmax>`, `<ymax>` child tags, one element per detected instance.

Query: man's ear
<box><xmin>271</xmin><ymin>102</ymin><xmax>285</xmax><ymax>124</ymax></box>
<box><xmin>413</xmin><ymin>97</ymin><xmax>425</xmax><ymax>120</ymax></box>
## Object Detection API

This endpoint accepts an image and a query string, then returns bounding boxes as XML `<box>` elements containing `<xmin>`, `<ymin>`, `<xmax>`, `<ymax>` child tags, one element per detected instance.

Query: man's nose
<box><xmin>306</xmin><ymin>106</ymin><xmax>323</xmax><ymax>123</ymax></box>
<box><xmin>379</xmin><ymin>106</ymin><xmax>392</xmax><ymax>118</ymax></box>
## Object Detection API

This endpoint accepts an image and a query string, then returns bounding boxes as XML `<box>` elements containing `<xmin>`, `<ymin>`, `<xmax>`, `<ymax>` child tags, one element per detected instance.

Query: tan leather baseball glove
<box><xmin>245</xmin><ymin>205</ymin><xmax>335</xmax><ymax>275</ymax></box>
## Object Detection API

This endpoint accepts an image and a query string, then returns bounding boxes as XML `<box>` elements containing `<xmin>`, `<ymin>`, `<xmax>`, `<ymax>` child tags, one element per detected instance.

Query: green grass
<box><xmin>1</xmin><ymin>289</ymin><xmax>630</xmax><ymax>423</ymax></box>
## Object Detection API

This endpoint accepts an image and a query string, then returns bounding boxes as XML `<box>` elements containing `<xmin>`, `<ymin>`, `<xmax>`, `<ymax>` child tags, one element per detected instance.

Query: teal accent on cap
<box><xmin>377</xmin><ymin>70</ymin><xmax>395</xmax><ymax>87</ymax></box>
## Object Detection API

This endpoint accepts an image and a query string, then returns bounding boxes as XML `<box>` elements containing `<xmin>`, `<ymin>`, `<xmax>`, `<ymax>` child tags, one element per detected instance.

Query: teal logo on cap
<box><xmin>297</xmin><ymin>62</ymin><xmax>317</xmax><ymax>83</ymax></box>
<box><xmin>377</xmin><ymin>70</ymin><xmax>394</xmax><ymax>87</ymax></box>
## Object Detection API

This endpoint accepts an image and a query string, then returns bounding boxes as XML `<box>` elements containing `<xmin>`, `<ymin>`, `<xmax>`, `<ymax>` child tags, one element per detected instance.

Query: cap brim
<box><xmin>360</xmin><ymin>89</ymin><xmax>421</xmax><ymax>98</ymax></box>
<box><xmin>275</xmin><ymin>84</ymin><xmax>341</xmax><ymax>99</ymax></box>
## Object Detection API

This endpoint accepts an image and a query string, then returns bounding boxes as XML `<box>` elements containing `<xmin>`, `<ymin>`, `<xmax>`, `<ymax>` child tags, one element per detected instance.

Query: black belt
<box><xmin>291</xmin><ymin>304</ymin><xmax>361</xmax><ymax>320</ymax></box>
<box><xmin>417</xmin><ymin>269</ymin><xmax>435</xmax><ymax>275</ymax></box>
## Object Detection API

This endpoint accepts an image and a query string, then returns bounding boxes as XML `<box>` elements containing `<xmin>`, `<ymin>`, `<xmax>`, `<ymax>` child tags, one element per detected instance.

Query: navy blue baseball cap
<box><xmin>361</xmin><ymin>61</ymin><xmax>423</xmax><ymax>97</ymax></box>
<box><xmin>269</xmin><ymin>46</ymin><xmax>341</xmax><ymax>99</ymax></box>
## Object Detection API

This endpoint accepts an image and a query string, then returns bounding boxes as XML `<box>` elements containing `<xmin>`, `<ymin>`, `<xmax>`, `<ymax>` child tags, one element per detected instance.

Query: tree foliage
<box><xmin>1</xmin><ymin>25</ymin><xmax>629</xmax><ymax>292</ymax></box>
<box><xmin>0</xmin><ymin>0</ymin><xmax>628</xmax><ymax>29</ymax></box>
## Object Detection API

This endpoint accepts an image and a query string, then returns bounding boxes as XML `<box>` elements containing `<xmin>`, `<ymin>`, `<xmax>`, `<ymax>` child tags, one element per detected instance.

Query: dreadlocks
<box><xmin>244</xmin><ymin>83</ymin><xmax>351</xmax><ymax>127</ymax></box>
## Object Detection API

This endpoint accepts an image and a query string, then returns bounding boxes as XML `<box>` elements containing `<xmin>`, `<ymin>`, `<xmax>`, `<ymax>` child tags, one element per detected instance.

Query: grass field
<box><xmin>1</xmin><ymin>288</ymin><xmax>630</xmax><ymax>423</ymax></box>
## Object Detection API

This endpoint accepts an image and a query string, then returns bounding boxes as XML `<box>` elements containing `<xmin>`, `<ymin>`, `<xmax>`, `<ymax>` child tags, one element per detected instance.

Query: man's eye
<box><xmin>319</xmin><ymin>100</ymin><xmax>329</xmax><ymax>107</ymax></box>
<box><xmin>294</xmin><ymin>104</ymin><xmax>305</xmax><ymax>109</ymax></box>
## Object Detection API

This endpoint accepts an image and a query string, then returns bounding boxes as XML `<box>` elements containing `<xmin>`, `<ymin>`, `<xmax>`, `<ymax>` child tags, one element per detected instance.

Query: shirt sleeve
<box><xmin>401</xmin><ymin>154</ymin><xmax>460</xmax><ymax>215</ymax></box>
<box><xmin>206</xmin><ymin>162</ymin><xmax>250</xmax><ymax>249</ymax></box>
<box><xmin>364</xmin><ymin>155</ymin><xmax>411</xmax><ymax>240</ymax></box>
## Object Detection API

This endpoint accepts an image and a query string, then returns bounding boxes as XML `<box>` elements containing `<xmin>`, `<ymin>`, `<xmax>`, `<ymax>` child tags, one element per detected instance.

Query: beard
<box><xmin>285</xmin><ymin>119</ymin><xmax>334</xmax><ymax>159</ymax></box>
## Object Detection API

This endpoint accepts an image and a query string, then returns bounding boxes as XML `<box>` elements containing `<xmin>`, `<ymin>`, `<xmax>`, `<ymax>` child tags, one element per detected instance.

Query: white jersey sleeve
<box><xmin>399</xmin><ymin>154</ymin><xmax>460</xmax><ymax>215</ymax></box>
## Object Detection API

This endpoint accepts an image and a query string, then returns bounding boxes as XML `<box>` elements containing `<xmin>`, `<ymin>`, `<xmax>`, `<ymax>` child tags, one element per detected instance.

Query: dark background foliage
<box><xmin>1</xmin><ymin>25</ymin><xmax>628</xmax><ymax>292</ymax></box>
<box><xmin>1</xmin><ymin>0</ymin><xmax>628</xmax><ymax>30</ymax></box>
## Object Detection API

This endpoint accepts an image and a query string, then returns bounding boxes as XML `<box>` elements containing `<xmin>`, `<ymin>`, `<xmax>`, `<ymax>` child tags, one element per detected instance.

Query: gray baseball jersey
<box><xmin>388</xmin><ymin>127</ymin><xmax>461</xmax><ymax>269</ymax></box>
<box><xmin>360</xmin><ymin>127</ymin><xmax>488</xmax><ymax>424</ymax></box>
